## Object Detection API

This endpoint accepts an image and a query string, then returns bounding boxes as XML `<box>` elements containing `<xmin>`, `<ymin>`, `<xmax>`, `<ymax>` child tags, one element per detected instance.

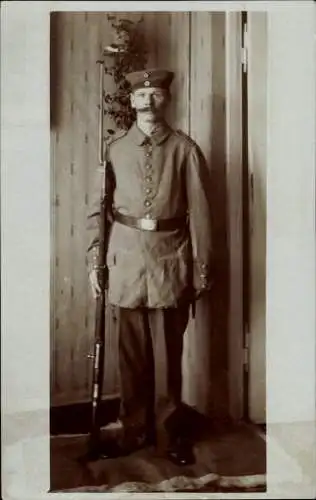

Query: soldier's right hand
<box><xmin>89</xmin><ymin>269</ymin><xmax>102</xmax><ymax>299</ymax></box>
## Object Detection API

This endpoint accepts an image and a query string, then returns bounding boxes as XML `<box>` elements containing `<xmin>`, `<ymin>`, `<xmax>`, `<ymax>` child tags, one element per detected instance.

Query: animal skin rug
<box><xmin>57</xmin><ymin>472</ymin><xmax>267</xmax><ymax>493</ymax></box>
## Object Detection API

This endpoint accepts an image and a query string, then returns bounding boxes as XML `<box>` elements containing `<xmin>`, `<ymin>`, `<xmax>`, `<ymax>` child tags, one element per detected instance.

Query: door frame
<box><xmin>246</xmin><ymin>11</ymin><xmax>268</xmax><ymax>425</ymax></box>
<box><xmin>225</xmin><ymin>11</ymin><xmax>246</xmax><ymax>420</ymax></box>
<box><xmin>241</xmin><ymin>10</ymin><xmax>251</xmax><ymax>422</ymax></box>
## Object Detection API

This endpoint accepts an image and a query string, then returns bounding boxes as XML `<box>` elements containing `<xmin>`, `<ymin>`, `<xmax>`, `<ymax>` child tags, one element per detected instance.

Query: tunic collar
<box><xmin>128</xmin><ymin>121</ymin><xmax>172</xmax><ymax>146</ymax></box>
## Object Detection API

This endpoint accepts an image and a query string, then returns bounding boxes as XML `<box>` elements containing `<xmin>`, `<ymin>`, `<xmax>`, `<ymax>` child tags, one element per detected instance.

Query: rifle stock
<box><xmin>87</xmin><ymin>171</ymin><xmax>108</xmax><ymax>455</ymax></box>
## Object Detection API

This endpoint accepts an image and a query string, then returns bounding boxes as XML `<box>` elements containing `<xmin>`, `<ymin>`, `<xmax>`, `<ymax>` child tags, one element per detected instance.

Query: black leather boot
<box><xmin>166</xmin><ymin>436</ymin><xmax>196</xmax><ymax>466</ymax></box>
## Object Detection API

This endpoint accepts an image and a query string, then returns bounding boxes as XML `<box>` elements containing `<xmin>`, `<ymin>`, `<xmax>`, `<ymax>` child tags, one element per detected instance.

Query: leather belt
<box><xmin>113</xmin><ymin>210</ymin><xmax>187</xmax><ymax>232</ymax></box>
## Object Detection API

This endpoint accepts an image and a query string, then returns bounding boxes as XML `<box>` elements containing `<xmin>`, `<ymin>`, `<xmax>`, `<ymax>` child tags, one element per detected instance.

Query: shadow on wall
<box><xmin>207</xmin><ymin>91</ymin><xmax>229</xmax><ymax>420</ymax></box>
<box><xmin>186</xmin><ymin>12</ymin><xmax>229</xmax><ymax>420</ymax></box>
<box><xmin>203</xmin><ymin>12</ymin><xmax>229</xmax><ymax>420</ymax></box>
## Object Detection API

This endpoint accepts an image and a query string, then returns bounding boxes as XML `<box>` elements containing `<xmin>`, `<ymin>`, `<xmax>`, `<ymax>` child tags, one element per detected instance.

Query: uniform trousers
<box><xmin>113</xmin><ymin>303</ymin><xmax>190</xmax><ymax>447</ymax></box>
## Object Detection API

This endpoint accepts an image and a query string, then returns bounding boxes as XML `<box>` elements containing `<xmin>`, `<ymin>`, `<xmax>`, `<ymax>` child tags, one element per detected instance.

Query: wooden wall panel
<box><xmin>52</xmin><ymin>13</ymin><xmax>75</xmax><ymax>401</ymax></box>
<box><xmin>51</xmin><ymin>12</ymin><xmax>123</xmax><ymax>406</ymax></box>
<box><xmin>51</xmin><ymin>11</ymin><xmax>229</xmax><ymax>416</ymax></box>
<box><xmin>141</xmin><ymin>12</ymin><xmax>190</xmax><ymax>131</ymax></box>
<box><xmin>157</xmin><ymin>12</ymin><xmax>190</xmax><ymax>132</ymax></box>
<box><xmin>70</xmin><ymin>13</ymin><xmax>88</xmax><ymax>394</ymax></box>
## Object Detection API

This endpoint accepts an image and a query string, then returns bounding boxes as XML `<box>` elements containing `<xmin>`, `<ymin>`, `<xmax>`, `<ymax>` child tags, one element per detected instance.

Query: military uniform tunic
<box><xmin>87</xmin><ymin>121</ymin><xmax>213</xmax><ymax>309</ymax></box>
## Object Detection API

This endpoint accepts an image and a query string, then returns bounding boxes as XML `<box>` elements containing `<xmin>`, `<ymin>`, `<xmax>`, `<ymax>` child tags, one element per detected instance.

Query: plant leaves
<box><xmin>101</xmin><ymin>15</ymin><xmax>148</xmax><ymax>132</ymax></box>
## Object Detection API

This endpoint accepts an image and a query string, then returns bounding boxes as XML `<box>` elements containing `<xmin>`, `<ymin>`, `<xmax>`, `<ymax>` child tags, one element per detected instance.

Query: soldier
<box><xmin>87</xmin><ymin>68</ymin><xmax>213</xmax><ymax>466</ymax></box>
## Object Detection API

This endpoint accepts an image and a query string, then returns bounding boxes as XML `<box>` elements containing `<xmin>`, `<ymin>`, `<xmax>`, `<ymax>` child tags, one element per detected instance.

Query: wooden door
<box><xmin>246</xmin><ymin>12</ymin><xmax>268</xmax><ymax>424</ymax></box>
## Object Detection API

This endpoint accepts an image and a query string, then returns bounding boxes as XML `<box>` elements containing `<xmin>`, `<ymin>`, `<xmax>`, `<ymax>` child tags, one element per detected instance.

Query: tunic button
<box><xmin>146</xmin><ymin>152</ymin><xmax>151</xmax><ymax>157</ymax></box>
<box><xmin>145</xmin><ymin>176</ymin><xmax>152</xmax><ymax>182</ymax></box>
<box><xmin>145</xmin><ymin>188</ymin><xmax>152</xmax><ymax>194</ymax></box>
<box><xmin>144</xmin><ymin>199</ymin><xmax>152</xmax><ymax>207</ymax></box>
<box><xmin>145</xmin><ymin>164</ymin><xmax>151</xmax><ymax>170</ymax></box>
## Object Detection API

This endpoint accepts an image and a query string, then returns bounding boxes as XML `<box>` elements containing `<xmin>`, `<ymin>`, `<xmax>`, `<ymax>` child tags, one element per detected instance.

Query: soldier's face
<box><xmin>130</xmin><ymin>87</ymin><xmax>170</xmax><ymax>121</ymax></box>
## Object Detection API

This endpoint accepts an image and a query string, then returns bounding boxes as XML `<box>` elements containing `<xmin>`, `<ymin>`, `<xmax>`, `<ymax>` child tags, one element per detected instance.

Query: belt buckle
<box><xmin>140</xmin><ymin>218</ymin><xmax>157</xmax><ymax>231</ymax></box>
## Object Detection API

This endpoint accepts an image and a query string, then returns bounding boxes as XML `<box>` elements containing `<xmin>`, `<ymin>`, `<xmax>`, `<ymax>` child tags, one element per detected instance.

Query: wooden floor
<box><xmin>50</xmin><ymin>420</ymin><xmax>267</xmax><ymax>493</ymax></box>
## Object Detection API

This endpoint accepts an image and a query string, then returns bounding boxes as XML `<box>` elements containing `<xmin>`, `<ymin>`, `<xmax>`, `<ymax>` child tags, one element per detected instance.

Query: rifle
<box><xmin>80</xmin><ymin>60</ymin><xmax>116</xmax><ymax>463</ymax></box>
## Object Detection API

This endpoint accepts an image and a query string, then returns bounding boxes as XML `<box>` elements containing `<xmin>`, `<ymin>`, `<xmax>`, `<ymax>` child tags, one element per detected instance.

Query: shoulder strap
<box><xmin>104</xmin><ymin>129</ymin><xmax>128</xmax><ymax>162</ymax></box>
<box><xmin>175</xmin><ymin>129</ymin><xmax>197</xmax><ymax>147</ymax></box>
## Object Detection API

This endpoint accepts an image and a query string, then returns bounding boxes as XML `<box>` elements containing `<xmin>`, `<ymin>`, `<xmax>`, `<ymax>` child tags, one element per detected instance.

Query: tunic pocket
<box><xmin>107</xmin><ymin>249</ymin><xmax>146</xmax><ymax>307</ymax></box>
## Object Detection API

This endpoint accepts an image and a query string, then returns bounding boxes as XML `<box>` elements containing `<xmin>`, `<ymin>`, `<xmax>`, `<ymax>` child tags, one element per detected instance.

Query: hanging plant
<box><xmin>102</xmin><ymin>15</ymin><xmax>148</xmax><ymax>135</ymax></box>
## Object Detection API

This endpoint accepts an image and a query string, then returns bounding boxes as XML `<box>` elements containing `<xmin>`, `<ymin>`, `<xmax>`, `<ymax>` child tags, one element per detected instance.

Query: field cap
<box><xmin>126</xmin><ymin>68</ymin><xmax>174</xmax><ymax>91</ymax></box>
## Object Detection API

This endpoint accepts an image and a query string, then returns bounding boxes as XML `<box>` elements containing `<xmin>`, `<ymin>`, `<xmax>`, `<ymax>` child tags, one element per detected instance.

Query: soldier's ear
<box><xmin>130</xmin><ymin>92</ymin><xmax>136</xmax><ymax>109</ymax></box>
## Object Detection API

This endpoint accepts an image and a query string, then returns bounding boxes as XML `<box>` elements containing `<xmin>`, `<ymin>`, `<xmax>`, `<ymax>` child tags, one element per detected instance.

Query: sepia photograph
<box><xmin>49</xmin><ymin>9</ymin><xmax>267</xmax><ymax>494</ymax></box>
<box><xmin>1</xmin><ymin>2</ymin><xmax>315</xmax><ymax>499</ymax></box>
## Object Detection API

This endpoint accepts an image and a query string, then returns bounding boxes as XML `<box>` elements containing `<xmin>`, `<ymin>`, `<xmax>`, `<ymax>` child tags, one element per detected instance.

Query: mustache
<box><xmin>138</xmin><ymin>106</ymin><xmax>156</xmax><ymax>112</ymax></box>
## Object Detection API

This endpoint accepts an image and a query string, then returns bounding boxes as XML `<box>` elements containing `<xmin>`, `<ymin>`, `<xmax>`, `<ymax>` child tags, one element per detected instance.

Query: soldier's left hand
<box><xmin>89</xmin><ymin>269</ymin><xmax>102</xmax><ymax>299</ymax></box>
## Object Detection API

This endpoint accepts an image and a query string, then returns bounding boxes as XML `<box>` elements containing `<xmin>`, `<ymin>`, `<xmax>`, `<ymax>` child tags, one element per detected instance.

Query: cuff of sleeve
<box><xmin>193</xmin><ymin>260</ymin><xmax>212</xmax><ymax>291</ymax></box>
